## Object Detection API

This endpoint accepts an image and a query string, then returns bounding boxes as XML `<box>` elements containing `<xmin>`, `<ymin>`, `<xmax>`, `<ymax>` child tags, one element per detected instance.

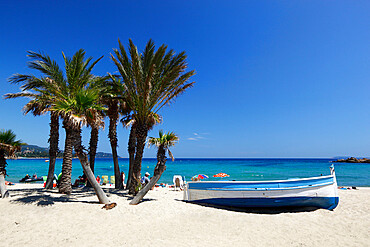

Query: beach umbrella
<box><xmin>192</xmin><ymin>174</ymin><xmax>209</xmax><ymax>180</ymax></box>
<box><xmin>213</xmin><ymin>173</ymin><xmax>229</xmax><ymax>178</ymax></box>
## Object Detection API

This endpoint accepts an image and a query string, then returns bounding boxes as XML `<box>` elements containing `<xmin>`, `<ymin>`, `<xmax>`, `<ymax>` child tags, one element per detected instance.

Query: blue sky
<box><xmin>1</xmin><ymin>1</ymin><xmax>370</xmax><ymax>158</ymax></box>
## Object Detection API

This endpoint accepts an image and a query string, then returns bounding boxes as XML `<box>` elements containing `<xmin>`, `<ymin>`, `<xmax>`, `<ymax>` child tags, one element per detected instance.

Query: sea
<box><xmin>5</xmin><ymin>158</ymin><xmax>370</xmax><ymax>187</ymax></box>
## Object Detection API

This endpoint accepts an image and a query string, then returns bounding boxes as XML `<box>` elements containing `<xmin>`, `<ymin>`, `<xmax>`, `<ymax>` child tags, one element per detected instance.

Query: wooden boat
<box><xmin>184</xmin><ymin>165</ymin><xmax>339</xmax><ymax>210</ymax></box>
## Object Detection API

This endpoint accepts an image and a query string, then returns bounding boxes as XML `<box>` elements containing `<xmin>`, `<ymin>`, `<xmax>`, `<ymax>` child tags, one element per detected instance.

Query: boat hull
<box><xmin>187</xmin><ymin>195</ymin><xmax>338</xmax><ymax>210</ymax></box>
<box><xmin>184</xmin><ymin>167</ymin><xmax>339</xmax><ymax>210</ymax></box>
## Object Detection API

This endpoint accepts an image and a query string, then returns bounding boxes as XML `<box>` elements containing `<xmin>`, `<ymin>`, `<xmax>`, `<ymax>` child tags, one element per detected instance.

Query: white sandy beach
<box><xmin>0</xmin><ymin>184</ymin><xmax>369</xmax><ymax>247</ymax></box>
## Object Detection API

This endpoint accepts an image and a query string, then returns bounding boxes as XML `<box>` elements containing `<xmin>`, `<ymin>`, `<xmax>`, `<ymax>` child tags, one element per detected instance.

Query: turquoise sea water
<box><xmin>5</xmin><ymin>158</ymin><xmax>370</xmax><ymax>186</ymax></box>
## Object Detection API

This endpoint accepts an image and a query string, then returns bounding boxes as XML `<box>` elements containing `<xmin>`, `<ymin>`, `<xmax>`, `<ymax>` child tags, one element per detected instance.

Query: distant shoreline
<box><xmin>17</xmin><ymin>157</ymin><xmax>123</xmax><ymax>159</ymax></box>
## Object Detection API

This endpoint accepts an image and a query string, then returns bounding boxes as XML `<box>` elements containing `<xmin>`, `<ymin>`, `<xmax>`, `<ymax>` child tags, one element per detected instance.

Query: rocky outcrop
<box><xmin>333</xmin><ymin>157</ymin><xmax>370</xmax><ymax>163</ymax></box>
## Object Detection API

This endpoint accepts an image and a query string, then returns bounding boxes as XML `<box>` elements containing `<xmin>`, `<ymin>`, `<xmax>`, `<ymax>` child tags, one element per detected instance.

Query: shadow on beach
<box><xmin>182</xmin><ymin>200</ymin><xmax>319</xmax><ymax>214</ymax></box>
<box><xmin>8</xmin><ymin>187</ymin><xmax>156</xmax><ymax>206</ymax></box>
<box><xmin>8</xmin><ymin>187</ymin><xmax>113</xmax><ymax>206</ymax></box>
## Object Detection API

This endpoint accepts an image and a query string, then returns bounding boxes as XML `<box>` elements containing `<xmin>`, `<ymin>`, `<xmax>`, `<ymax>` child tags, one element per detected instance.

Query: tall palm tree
<box><xmin>101</xmin><ymin>75</ymin><xmax>128</xmax><ymax>189</ymax></box>
<box><xmin>111</xmin><ymin>39</ymin><xmax>195</xmax><ymax>194</ymax></box>
<box><xmin>130</xmin><ymin>130</ymin><xmax>178</xmax><ymax>205</ymax></box>
<box><xmin>53</xmin><ymin>49</ymin><xmax>104</xmax><ymax>194</ymax></box>
<box><xmin>5</xmin><ymin>52</ymin><xmax>65</xmax><ymax>189</ymax></box>
<box><xmin>84</xmin><ymin>116</ymin><xmax>104</xmax><ymax>188</ymax></box>
<box><xmin>85</xmin><ymin>84</ymin><xmax>106</xmax><ymax>187</ymax></box>
<box><xmin>5</xmin><ymin>92</ymin><xmax>59</xmax><ymax>190</ymax></box>
<box><xmin>0</xmin><ymin>130</ymin><xmax>26</xmax><ymax>198</ymax></box>
<box><xmin>52</xmin><ymin>87</ymin><xmax>111</xmax><ymax>204</ymax></box>
<box><xmin>122</xmin><ymin>112</ymin><xmax>161</xmax><ymax>190</ymax></box>
<box><xmin>9</xmin><ymin>49</ymin><xmax>104</xmax><ymax>194</ymax></box>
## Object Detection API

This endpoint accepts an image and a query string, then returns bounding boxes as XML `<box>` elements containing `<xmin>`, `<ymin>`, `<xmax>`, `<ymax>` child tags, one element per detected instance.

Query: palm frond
<box><xmin>147</xmin><ymin>130</ymin><xmax>178</xmax><ymax>161</ymax></box>
<box><xmin>111</xmin><ymin>39</ymin><xmax>195</xmax><ymax>126</ymax></box>
<box><xmin>0</xmin><ymin>129</ymin><xmax>26</xmax><ymax>156</ymax></box>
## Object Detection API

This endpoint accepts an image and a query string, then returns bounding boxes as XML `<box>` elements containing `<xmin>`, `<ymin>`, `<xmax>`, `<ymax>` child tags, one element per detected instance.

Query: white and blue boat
<box><xmin>184</xmin><ymin>165</ymin><xmax>339</xmax><ymax>210</ymax></box>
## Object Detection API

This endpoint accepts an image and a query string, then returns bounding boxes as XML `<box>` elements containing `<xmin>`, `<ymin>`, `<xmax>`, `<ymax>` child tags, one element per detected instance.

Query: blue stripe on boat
<box><xmin>188</xmin><ymin>176</ymin><xmax>334</xmax><ymax>190</ymax></box>
<box><xmin>191</xmin><ymin>196</ymin><xmax>339</xmax><ymax>210</ymax></box>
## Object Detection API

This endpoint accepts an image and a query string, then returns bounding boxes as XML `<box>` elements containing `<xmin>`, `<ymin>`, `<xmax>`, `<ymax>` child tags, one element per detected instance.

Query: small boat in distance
<box><xmin>19</xmin><ymin>174</ymin><xmax>44</xmax><ymax>183</ymax></box>
<box><xmin>184</xmin><ymin>165</ymin><xmax>339</xmax><ymax>210</ymax></box>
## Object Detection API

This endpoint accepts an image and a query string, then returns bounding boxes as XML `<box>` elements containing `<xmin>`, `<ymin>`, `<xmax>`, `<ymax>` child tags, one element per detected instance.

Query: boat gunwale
<box><xmin>188</xmin><ymin>181</ymin><xmax>334</xmax><ymax>191</ymax></box>
<box><xmin>186</xmin><ymin>174</ymin><xmax>334</xmax><ymax>185</ymax></box>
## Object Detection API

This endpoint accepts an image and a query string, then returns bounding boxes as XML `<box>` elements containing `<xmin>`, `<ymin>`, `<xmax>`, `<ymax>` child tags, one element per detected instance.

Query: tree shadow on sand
<box><xmin>9</xmin><ymin>187</ymin><xmax>106</xmax><ymax>206</ymax></box>
<box><xmin>8</xmin><ymin>187</ymin><xmax>157</xmax><ymax>206</ymax></box>
<box><xmin>181</xmin><ymin>200</ymin><xmax>319</xmax><ymax>214</ymax></box>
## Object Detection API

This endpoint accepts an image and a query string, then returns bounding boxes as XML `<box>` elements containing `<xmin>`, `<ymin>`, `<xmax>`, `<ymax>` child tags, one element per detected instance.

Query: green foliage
<box><xmin>111</xmin><ymin>39</ymin><xmax>195</xmax><ymax>125</ymax></box>
<box><xmin>0</xmin><ymin>130</ymin><xmax>23</xmax><ymax>146</ymax></box>
<box><xmin>0</xmin><ymin>129</ymin><xmax>26</xmax><ymax>156</ymax></box>
<box><xmin>148</xmin><ymin>130</ymin><xmax>179</xmax><ymax>148</ymax></box>
<box><xmin>5</xmin><ymin>49</ymin><xmax>106</xmax><ymax>127</ymax></box>
<box><xmin>148</xmin><ymin>130</ymin><xmax>179</xmax><ymax>161</ymax></box>
<box><xmin>53</xmin><ymin>88</ymin><xmax>107</xmax><ymax>125</ymax></box>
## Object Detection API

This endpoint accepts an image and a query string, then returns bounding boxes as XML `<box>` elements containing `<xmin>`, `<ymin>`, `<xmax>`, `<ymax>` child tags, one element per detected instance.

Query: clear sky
<box><xmin>1</xmin><ymin>1</ymin><xmax>370</xmax><ymax>158</ymax></box>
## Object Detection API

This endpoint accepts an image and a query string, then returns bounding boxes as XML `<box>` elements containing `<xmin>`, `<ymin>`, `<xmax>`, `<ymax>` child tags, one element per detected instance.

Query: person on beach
<box><xmin>141</xmin><ymin>172</ymin><xmax>150</xmax><ymax>187</ymax></box>
<box><xmin>73</xmin><ymin>176</ymin><xmax>82</xmax><ymax>187</ymax></box>
<box><xmin>121</xmin><ymin>172</ymin><xmax>126</xmax><ymax>189</ymax></box>
<box><xmin>96</xmin><ymin>175</ymin><xmax>101</xmax><ymax>184</ymax></box>
<box><xmin>81</xmin><ymin>173</ymin><xmax>87</xmax><ymax>183</ymax></box>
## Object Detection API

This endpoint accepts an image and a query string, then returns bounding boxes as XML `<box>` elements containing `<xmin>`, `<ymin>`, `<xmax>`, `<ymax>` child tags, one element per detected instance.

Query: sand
<box><xmin>0</xmin><ymin>184</ymin><xmax>369</xmax><ymax>247</ymax></box>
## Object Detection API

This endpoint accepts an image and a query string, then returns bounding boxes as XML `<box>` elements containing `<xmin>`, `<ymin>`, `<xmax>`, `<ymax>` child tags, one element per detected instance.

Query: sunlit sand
<box><xmin>0</xmin><ymin>184</ymin><xmax>368</xmax><ymax>247</ymax></box>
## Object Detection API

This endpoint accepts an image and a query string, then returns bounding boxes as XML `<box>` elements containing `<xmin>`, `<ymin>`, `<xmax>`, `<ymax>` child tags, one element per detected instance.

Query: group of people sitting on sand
<box><xmin>72</xmin><ymin>172</ymin><xmax>127</xmax><ymax>188</ymax></box>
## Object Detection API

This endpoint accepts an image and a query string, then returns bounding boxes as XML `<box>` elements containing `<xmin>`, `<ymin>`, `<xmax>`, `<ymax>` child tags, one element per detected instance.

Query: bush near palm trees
<box><xmin>0</xmin><ymin>130</ymin><xmax>26</xmax><ymax>198</ymax></box>
<box><xmin>111</xmin><ymin>39</ymin><xmax>195</xmax><ymax>194</ymax></box>
<box><xmin>130</xmin><ymin>130</ymin><xmax>178</xmax><ymax>205</ymax></box>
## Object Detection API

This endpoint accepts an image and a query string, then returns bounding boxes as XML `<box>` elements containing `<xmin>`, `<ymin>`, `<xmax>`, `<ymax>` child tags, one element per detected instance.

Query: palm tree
<box><xmin>122</xmin><ymin>112</ymin><xmax>161</xmax><ymax>190</ymax></box>
<box><xmin>84</xmin><ymin>115</ymin><xmax>104</xmax><ymax>188</ymax></box>
<box><xmin>130</xmin><ymin>130</ymin><xmax>178</xmax><ymax>205</ymax></box>
<box><xmin>52</xmin><ymin>87</ymin><xmax>111</xmax><ymax>204</ymax></box>
<box><xmin>101</xmin><ymin>75</ymin><xmax>128</xmax><ymax>189</ymax></box>
<box><xmin>0</xmin><ymin>130</ymin><xmax>26</xmax><ymax>198</ymax></box>
<box><xmin>5</xmin><ymin>52</ymin><xmax>65</xmax><ymax>189</ymax></box>
<box><xmin>111</xmin><ymin>39</ymin><xmax>195</xmax><ymax>194</ymax></box>
<box><xmin>85</xmin><ymin>86</ymin><xmax>106</xmax><ymax>188</ymax></box>
<box><xmin>53</xmin><ymin>49</ymin><xmax>104</xmax><ymax>195</ymax></box>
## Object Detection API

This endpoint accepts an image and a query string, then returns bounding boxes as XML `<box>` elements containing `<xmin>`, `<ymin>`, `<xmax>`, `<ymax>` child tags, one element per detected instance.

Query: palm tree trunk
<box><xmin>59</xmin><ymin>121</ymin><xmax>73</xmax><ymax>194</ymax></box>
<box><xmin>86</xmin><ymin>125</ymin><xmax>99</xmax><ymax>187</ymax></box>
<box><xmin>89</xmin><ymin>126</ymin><xmax>99</xmax><ymax>173</ymax></box>
<box><xmin>45</xmin><ymin>112</ymin><xmax>59</xmax><ymax>189</ymax></box>
<box><xmin>107</xmin><ymin>101</ymin><xmax>122</xmax><ymax>189</ymax></box>
<box><xmin>130</xmin><ymin>146</ymin><xmax>166</xmax><ymax>205</ymax></box>
<box><xmin>72</xmin><ymin>128</ymin><xmax>110</xmax><ymax>204</ymax></box>
<box><xmin>0</xmin><ymin>150</ymin><xmax>9</xmax><ymax>198</ymax></box>
<box><xmin>126</xmin><ymin>123</ymin><xmax>136</xmax><ymax>191</ymax></box>
<box><xmin>129</xmin><ymin>123</ymin><xmax>147</xmax><ymax>195</ymax></box>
